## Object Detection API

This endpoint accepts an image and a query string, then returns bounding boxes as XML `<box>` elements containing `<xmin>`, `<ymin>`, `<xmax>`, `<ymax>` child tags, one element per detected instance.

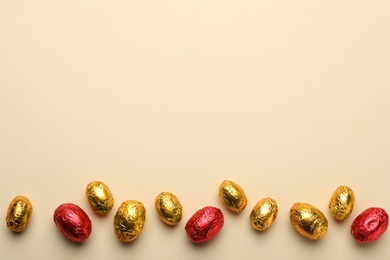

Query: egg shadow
<box><xmin>8</xmin><ymin>228</ymin><xmax>28</xmax><ymax>237</ymax></box>
<box><xmin>115</xmin><ymin>233</ymin><xmax>143</xmax><ymax>248</ymax></box>
<box><xmin>249</xmin><ymin>223</ymin><xmax>275</xmax><ymax>237</ymax></box>
<box><xmin>350</xmin><ymin>235</ymin><xmax>385</xmax><ymax>250</ymax></box>
<box><xmin>188</xmin><ymin>234</ymin><xmax>223</xmax><ymax>249</ymax></box>
<box><xmin>54</xmin><ymin>230</ymin><xmax>88</xmax><ymax>248</ymax></box>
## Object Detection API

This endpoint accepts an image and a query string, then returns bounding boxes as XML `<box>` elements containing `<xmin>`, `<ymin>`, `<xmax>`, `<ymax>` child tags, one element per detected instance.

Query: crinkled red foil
<box><xmin>185</xmin><ymin>206</ymin><xmax>224</xmax><ymax>243</ymax></box>
<box><xmin>54</xmin><ymin>203</ymin><xmax>92</xmax><ymax>243</ymax></box>
<box><xmin>351</xmin><ymin>207</ymin><xmax>388</xmax><ymax>243</ymax></box>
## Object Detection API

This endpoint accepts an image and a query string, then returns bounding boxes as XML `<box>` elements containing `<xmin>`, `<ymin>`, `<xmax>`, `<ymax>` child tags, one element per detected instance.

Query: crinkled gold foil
<box><xmin>329</xmin><ymin>186</ymin><xmax>355</xmax><ymax>220</ymax></box>
<box><xmin>218</xmin><ymin>180</ymin><xmax>247</xmax><ymax>213</ymax></box>
<box><xmin>86</xmin><ymin>181</ymin><xmax>114</xmax><ymax>215</ymax></box>
<box><xmin>290</xmin><ymin>202</ymin><xmax>328</xmax><ymax>240</ymax></box>
<box><xmin>114</xmin><ymin>200</ymin><xmax>146</xmax><ymax>242</ymax></box>
<box><xmin>155</xmin><ymin>192</ymin><xmax>182</xmax><ymax>225</ymax></box>
<box><xmin>250</xmin><ymin>197</ymin><xmax>278</xmax><ymax>231</ymax></box>
<box><xmin>6</xmin><ymin>195</ymin><xmax>33</xmax><ymax>232</ymax></box>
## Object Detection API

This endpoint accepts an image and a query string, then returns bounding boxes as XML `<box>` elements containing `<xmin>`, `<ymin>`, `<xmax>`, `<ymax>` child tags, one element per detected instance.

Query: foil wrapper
<box><xmin>155</xmin><ymin>192</ymin><xmax>183</xmax><ymax>225</ymax></box>
<box><xmin>329</xmin><ymin>186</ymin><xmax>355</xmax><ymax>220</ymax></box>
<box><xmin>185</xmin><ymin>206</ymin><xmax>224</xmax><ymax>243</ymax></box>
<box><xmin>250</xmin><ymin>197</ymin><xmax>278</xmax><ymax>231</ymax></box>
<box><xmin>114</xmin><ymin>200</ymin><xmax>146</xmax><ymax>242</ymax></box>
<box><xmin>86</xmin><ymin>181</ymin><xmax>114</xmax><ymax>215</ymax></box>
<box><xmin>290</xmin><ymin>202</ymin><xmax>328</xmax><ymax>240</ymax></box>
<box><xmin>351</xmin><ymin>207</ymin><xmax>388</xmax><ymax>243</ymax></box>
<box><xmin>6</xmin><ymin>196</ymin><xmax>33</xmax><ymax>232</ymax></box>
<box><xmin>53</xmin><ymin>203</ymin><xmax>92</xmax><ymax>243</ymax></box>
<box><xmin>218</xmin><ymin>180</ymin><xmax>247</xmax><ymax>213</ymax></box>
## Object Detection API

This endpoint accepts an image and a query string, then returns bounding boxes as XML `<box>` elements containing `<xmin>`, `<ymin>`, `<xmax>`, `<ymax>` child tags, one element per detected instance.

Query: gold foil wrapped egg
<box><xmin>114</xmin><ymin>200</ymin><xmax>146</xmax><ymax>242</ymax></box>
<box><xmin>86</xmin><ymin>181</ymin><xmax>114</xmax><ymax>215</ymax></box>
<box><xmin>218</xmin><ymin>180</ymin><xmax>247</xmax><ymax>213</ymax></box>
<box><xmin>329</xmin><ymin>185</ymin><xmax>355</xmax><ymax>220</ymax></box>
<box><xmin>290</xmin><ymin>202</ymin><xmax>328</xmax><ymax>240</ymax></box>
<box><xmin>155</xmin><ymin>192</ymin><xmax>183</xmax><ymax>225</ymax></box>
<box><xmin>6</xmin><ymin>195</ymin><xmax>33</xmax><ymax>232</ymax></box>
<box><xmin>250</xmin><ymin>197</ymin><xmax>278</xmax><ymax>231</ymax></box>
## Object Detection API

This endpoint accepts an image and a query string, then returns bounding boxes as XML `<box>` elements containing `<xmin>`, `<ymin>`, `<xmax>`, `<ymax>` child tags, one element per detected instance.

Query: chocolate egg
<box><xmin>290</xmin><ymin>202</ymin><xmax>328</xmax><ymax>240</ymax></box>
<box><xmin>329</xmin><ymin>186</ymin><xmax>355</xmax><ymax>220</ymax></box>
<box><xmin>53</xmin><ymin>203</ymin><xmax>92</xmax><ymax>242</ymax></box>
<box><xmin>155</xmin><ymin>192</ymin><xmax>183</xmax><ymax>225</ymax></box>
<box><xmin>6</xmin><ymin>196</ymin><xmax>33</xmax><ymax>232</ymax></box>
<box><xmin>250</xmin><ymin>197</ymin><xmax>278</xmax><ymax>231</ymax></box>
<box><xmin>351</xmin><ymin>207</ymin><xmax>388</xmax><ymax>243</ymax></box>
<box><xmin>86</xmin><ymin>181</ymin><xmax>114</xmax><ymax>215</ymax></box>
<box><xmin>218</xmin><ymin>180</ymin><xmax>247</xmax><ymax>213</ymax></box>
<box><xmin>185</xmin><ymin>206</ymin><xmax>224</xmax><ymax>243</ymax></box>
<box><xmin>114</xmin><ymin>200</ymin><xmax>146</xmax><ymax>242</ymax></box>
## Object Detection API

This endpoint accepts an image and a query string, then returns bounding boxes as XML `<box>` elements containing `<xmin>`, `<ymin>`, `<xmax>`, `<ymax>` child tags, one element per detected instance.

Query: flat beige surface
<box><xmin>1</xmin><ymin>1</ymin><xmax>390</xmax><ymax>259</ymax></box>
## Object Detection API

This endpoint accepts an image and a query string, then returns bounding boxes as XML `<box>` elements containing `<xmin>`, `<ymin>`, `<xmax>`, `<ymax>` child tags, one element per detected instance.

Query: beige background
<box><xmin>1</xmin><ymin>1</ymin><xmax>390</xmax><ymax>259</ymax></box>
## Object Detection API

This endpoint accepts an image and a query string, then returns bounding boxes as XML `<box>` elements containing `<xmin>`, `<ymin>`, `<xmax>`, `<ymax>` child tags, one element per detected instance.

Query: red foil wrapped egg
<box><xmin>185</xmin><ymin>206</ymin><xmax>224</xmax><ymax>243</ymax></box>
<box><xmin>54</xmin><ymin>203</ymin><xmax>92</xmax><ymax>243</ymax></box>
<box><xmin>351</xmin><ymin>207</ymin><xmax>388</xmax><ymax>243</ymax></box>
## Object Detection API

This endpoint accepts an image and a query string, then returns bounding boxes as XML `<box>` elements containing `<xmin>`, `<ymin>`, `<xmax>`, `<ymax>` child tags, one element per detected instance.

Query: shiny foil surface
<box><xmin>329</xmin><ymin>186</ymin><xmax>355</xmax><ymax>220</ymax></box>
<box><xmin>250</xmin><ymin>197</ymin><xmax>278</xmax><ymax>231</ymax></box>
<box><xmin>86</xmin><ymin>181</ymin><xmax>114</xmax><ymax>215</ymax></box>
<box><xmin>6</xmin><ymin>196</ymin><xmax>33</xmax><ymax>232</ymax></box>
<box><xmin>53</xmin><ymin>203</ymin><xmax>92</xmax><ymax>243</ymax></box>
<box><xmin>290</xmin><ymin>202</ymin><xmax>328</xmax><ymax>240</ymax></box>
<box><xmin>185</xmin><ymin>206</ymin><xmax>224</xmax><ymax>243</ymax></box>
<box><xmin>218</xmin><ymin>180</ymin><xmax>247</xmax><ymax>213</ymax></box>
<box><xmin>114</xmin><ymin>200</ymin><xmax>146</xmax><ymax>242</ymax></box>
<box><xmin>351</xmin><ymin>207</ymin><xmax>389</xmax><ymax>243</ymax></box>
<box><xmin>155</xmin><ymin>192</ymin><xmax>183</xmax><ymax>225</ymax></box>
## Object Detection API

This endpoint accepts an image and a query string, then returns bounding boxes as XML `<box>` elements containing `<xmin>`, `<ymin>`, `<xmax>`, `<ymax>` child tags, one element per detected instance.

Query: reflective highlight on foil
<box><xmin>290</xmin><ymin>202</ymin><xmax>328</xmax><ymax>240</ymax></box>
<box><xmin>218</xmin><ymin>180</ymin><xmax>247</xmax><ymax>213</ymax></box>
<box><xmin>6</xmin><ymin>196</ymin><xmax>33</xmax><ymax>232</ymax></box>
<box><xmin>351</xmin><ymin>207</ymin><xmax>389</xmax><ymax>243</ymax></box>
<box><xmin>53</xmin><ymin>203</ymin><xmax>92</xmax><ymax>243</ymax></box>
<box><xmin>86</xmin><ymin>181</ymin><xmax>114</xmax><ymax>215</ymax></box>
<box><xmin>329</xmin><ymin>186</ymin><xmax>355</xmax><ymax>220</ymax></box>
<box><xmin>114</xmin><ymin>200</ymin><xmax>146</xmax><ymax>242</ymax></box>
<box><xmin>185</xmin><ymin>206</ymin><xmax>224</xmax><ymax>243</ymax></box>
<box><xmin>155</xmin><ymin>192</ymin><xmax>183</xmax><ymax>225</ymax></box>
<box><xmin>250</xmin><ymin>197</ymin><xmax>278</xmax><ymax>231</ymax></box>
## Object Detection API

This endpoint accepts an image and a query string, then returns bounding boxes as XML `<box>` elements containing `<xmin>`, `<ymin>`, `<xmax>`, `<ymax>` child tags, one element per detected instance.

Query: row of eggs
<box><xmin>5</xmin><ymin>180</ymin><xmax>389</xmax><ymax>244</ymax></box>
